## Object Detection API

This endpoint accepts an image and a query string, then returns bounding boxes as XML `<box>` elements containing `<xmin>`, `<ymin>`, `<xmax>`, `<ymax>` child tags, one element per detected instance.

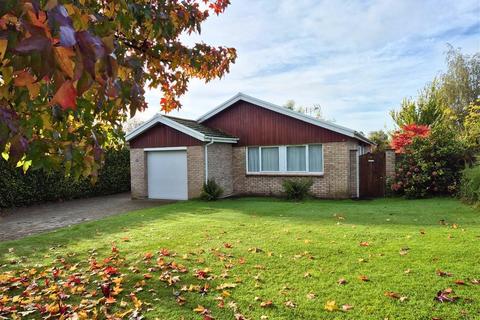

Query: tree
<box><xmin>439</xmin><ymin>45</ymin><xmax>480</xmax><ymax>123</ymax></box>
<box><xmin>123</xmin><ymin>116</ymin><xmax>145</xmax><ymax>135</ymax></box>
<box><xmin>0</xmin><ymin>0</ymin><xmax>236</xmax><ymax>179</ymax></box>
<box><xmin>463</xmin><ymin>99</ymin><xmax>480</xmax><ymax>153</ymax></box>
<box><xmin>390</xmin><ymin>81</ymin><xmax>448</xmax><ymax>128</ymax></box>
<box><xmin>367</xmin><ymin>130</ymin><xmax>389</xmax><ymax>152</ymax></box>
<box><xmin>283</xmin><ymin>100</ymin><xmax>324</xmax><ymax>120</ymax></box>
<box><xmin>391</xmin><ymin>124</ymin><xmax>430</xmax><ymax>154</ymax></box>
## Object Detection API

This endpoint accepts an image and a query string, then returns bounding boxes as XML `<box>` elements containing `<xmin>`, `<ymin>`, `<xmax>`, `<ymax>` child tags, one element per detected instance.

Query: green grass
<box><xmin>1</xmin><ymin>197</ymin><xmax>480</xmax><ymax>319</ymax></box>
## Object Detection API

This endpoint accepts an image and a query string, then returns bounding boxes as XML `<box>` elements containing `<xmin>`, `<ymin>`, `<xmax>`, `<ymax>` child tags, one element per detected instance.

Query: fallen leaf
<box><xmin>306</xmin><ymin>292</ymin><xmax>316</xmax><ymax>300</ymax></box>
<box><xmin>284</xmin><ymin>300</ymin><xmax>296</xmax><ymax>308</ymax></box>
<box><xmin>324</xmin><ymin>300</ymin><xmax>339</xmax><ymax>312</ymax></box>
<box><xmin>384</xmin><ymin>291</ymin><xmax>401</xmax><ymax>299</ymax></box>
<box><xmin>436</xmin><ymin>269</ymin><xmax>453</xmax><ymax>277</ymax></box>
<box><xmin>105</xmin><ymin>296</ymin><xmax>116</xmax><ymax>304</ymax></box>
<box><xmin>358</xmin><ymin>275</ymin><xmax>369</xmax><ymax>282</ymax></box>
<box><xmin>260</xmin><ymin>300</ymin><xmax>273</xmax><ymax>308</ymax></box>
<box><xmin>434</xmin><ymin>288</ymin><xmax>458</xmax><ymax>303</ymax></box>
<box><xmin>342</xmin><ymin>304</ymin><xmax>353</xmax><ymax>311</ymax></box>
<box><xmin>360</xmin><ymin>241</ymin><xmax>369</xmax><ymax>247</ymax></box>
<box><xmin>338</xmin><ymin>278</ymin><xmax>347</xmax><ymax>285</ymax></box>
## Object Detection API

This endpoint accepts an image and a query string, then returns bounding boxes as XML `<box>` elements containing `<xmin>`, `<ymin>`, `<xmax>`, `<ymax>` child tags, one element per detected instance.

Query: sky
<box><xmin>140</xmin><ymin>0</ymin><xmax>480</xmax><ymax>134</ymax></box>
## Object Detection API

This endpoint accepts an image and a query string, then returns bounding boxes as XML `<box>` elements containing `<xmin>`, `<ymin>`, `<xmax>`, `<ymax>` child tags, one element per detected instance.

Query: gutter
<box><xmin>204</xmin><ymin>138</ymin><xmax>215</xmax><ymax>183</ymax></box>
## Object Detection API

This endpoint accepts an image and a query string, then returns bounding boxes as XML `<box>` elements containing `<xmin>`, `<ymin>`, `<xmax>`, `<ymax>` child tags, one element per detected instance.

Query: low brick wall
<box><xmin>232</xmin><ymin>142</ymin><xmax>358</xmax><ymax>199</ymax></box>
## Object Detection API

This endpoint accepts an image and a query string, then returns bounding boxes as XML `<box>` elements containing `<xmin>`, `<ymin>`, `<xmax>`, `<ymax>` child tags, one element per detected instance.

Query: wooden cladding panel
<box><xmin>129</xmin><ymin>124</ymin><xmax>202</xmax><ymax>148</ymax></box>
<box><xmin>202</xmin><ymin>101</ymin><xmax>354</xmax><ymax>146</ymax></box>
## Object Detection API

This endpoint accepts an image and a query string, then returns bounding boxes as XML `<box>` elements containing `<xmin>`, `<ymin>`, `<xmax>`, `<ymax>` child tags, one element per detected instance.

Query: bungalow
<box><xmin>126</xmin><ymin>93</ymin><xmax>374</xmax><ymax>200</ymax></box>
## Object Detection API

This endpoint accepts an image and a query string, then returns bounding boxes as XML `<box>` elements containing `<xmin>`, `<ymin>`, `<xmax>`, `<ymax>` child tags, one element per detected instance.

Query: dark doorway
<box><xmin>359</xmin><ymin>152</ymin><xmax>386</xmax><ymax>198</ymax></box>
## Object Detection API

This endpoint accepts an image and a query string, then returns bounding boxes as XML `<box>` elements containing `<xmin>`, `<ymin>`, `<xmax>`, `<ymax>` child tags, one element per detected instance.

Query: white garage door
<box><xmin>147</xmin><ymin>150</ymin><xmax>188</xmax><ymax>200</ymax></box>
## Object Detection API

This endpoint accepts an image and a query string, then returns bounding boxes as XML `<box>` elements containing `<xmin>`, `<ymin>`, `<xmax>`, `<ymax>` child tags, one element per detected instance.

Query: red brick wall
<box><xmin>232</xmin><ymin>142</ymin><xmax>358</xmax><ymax>198</ymax></box>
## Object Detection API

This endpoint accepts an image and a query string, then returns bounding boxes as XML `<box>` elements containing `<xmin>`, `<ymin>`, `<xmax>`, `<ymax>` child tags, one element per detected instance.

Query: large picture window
<box><xmin>246</xmin><ymin>144</ymin><xmax>323</xmax><ymax>174</ymax></box>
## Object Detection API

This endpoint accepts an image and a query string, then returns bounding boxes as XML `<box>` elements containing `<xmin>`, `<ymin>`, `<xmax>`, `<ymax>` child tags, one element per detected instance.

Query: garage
<box><xmin>147</xmin><ymin>149</ymin><xmax>188</xmax><ymax>200</ymax></box>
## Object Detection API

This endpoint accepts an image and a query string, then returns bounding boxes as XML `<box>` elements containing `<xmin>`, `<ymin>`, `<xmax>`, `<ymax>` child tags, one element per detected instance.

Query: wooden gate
<box><xmin>359</xmin><ymin>152</ymin><xmax>386</xmax><ymax>198</ymax></box>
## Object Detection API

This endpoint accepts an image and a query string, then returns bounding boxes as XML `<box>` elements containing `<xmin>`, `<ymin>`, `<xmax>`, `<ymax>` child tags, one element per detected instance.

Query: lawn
<box><xmin>1</xmin><ymin>198</ymin><xmax>479</xmax><ymax>319</ymax></box>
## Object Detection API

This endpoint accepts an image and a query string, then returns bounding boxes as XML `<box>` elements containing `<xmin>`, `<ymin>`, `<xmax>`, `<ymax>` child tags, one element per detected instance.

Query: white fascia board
<box><xmin>197</xmin><ymin>93</ymin><xmax>372</xmax><ymax>142</ymax></box>
<box><xmin>144</xmin><ymin>147</ymin><xmax>188</xmax><ymax>151</ymax></box>
<box><xmin>125</xmin><ymin>114</ymin><xmax>206</xmax><ymax>142</ymax></box>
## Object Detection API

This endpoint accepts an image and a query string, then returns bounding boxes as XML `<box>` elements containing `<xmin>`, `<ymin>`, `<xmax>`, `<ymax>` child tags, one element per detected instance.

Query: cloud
<box><xmin>142</xmin><ymin>0</ymin><xmax>480</xmax><ymax>134</ymax></box>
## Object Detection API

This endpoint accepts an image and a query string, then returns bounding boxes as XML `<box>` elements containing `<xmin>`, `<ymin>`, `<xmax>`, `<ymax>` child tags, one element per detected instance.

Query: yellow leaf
<box><xmin>54</xmin><ymin>47</ymin><xmax>75</xmax><ymax>79</ymax></box>
<box><xmin>22</xmin><ymin>160</ymin><xmax>32</xmax><ymax>173</ymax></box>
<box><xmin>193</xmin><ymin>305</ymin><xmax>206</xmax><ymax>313</ymax></box>
<box><xmin>324</xmin><ymin>300</ymin><xmax>338</xmax><ymax>312</ymax></box>
<box><xmin>0</xmin><ymin>39</ymin><xmax>7</xmax><ymax>61</ymax></box>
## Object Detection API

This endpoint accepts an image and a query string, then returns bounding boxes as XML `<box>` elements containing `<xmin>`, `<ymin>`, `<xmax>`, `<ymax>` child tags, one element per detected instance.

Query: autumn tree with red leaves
<box><xmin>390</xmin><ymin>124</ymin><xmax>431</xmax><ymax>153</ymax></box>
<box><xmin>0</xmin><ymin>0</ymin><xmax>236</xmax><ymax>178</ymax></box>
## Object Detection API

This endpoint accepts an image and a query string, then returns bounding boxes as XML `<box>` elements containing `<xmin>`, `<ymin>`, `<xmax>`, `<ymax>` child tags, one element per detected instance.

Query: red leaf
<box><xmin>51</xmin><ymin>81</ymin><xmax>77</xmax><ymax>110</ymax></box>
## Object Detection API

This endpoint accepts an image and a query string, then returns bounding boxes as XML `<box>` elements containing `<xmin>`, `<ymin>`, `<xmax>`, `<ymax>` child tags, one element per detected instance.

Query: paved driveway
<box><xmin>0</xmin><ymin>193</ymin><xmax>172</xmax><ymax>241</ymax></box>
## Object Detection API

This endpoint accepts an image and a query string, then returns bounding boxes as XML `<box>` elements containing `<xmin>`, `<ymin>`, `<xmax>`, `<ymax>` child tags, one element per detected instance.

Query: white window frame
<box><xmin>246</xmin><ymin>144</ymin><xmax>324</xmax><ymax>175</ymax></box>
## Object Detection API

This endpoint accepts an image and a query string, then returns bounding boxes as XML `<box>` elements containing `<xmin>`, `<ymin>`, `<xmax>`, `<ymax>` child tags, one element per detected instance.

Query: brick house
<box><xmin>126</xmin><ymin>93</ymin><xmax>374</xmax><ymax>200</ymax></box>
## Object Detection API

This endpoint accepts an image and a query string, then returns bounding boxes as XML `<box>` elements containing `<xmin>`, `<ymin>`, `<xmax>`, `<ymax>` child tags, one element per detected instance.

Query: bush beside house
<box><xmin>282</xmin><ymin>178</ymin><xmax>314</xmax><ymax>201</ymax></box>
<box><xmin>0</xmin><ymin>149</ymin><xmax>130</xmax><ymax>209</ymax></box>
<box><xmin>390</xmin><ymin>127</ymin><xmax>466</xmax><ymax>198</ymax></box>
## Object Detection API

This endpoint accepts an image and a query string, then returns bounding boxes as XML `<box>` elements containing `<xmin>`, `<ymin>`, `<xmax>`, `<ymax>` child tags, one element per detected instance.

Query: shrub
<box><xmin>0</xmin><ymin>148</ymin><xmax>130</xmax><ymax>208</ymax></box>
<box><xmin>460</xmin><ymin>166</ymin><xmax>480</xmax><ymax>206</ymax></box>
<box><xmin>201</xmin><ymin>179</ymin><xmax>223</xmax><ymax>201</ymax></box>
<box><xmin>390</xmin><ymin>127</ymin><xmax>466</xmax><ymax>198</ymax></box>
<box><xmin>282</xmin><ymin>178</ymin><xmax>313</xmax><ymax>201</ymax></box>
<box><xmin>391</xmin><ymin>124</ymin><xmax>431</xmax><ymax>153</ymax></box>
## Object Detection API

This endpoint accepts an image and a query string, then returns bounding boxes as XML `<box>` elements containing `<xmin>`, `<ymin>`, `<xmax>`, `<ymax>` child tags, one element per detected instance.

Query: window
<box><xmin>248</xmin><ymin>147</ymin><xmax>260</xmax><ymax>172</ymax></box>
<box><xmin>247</xmin><ymin>145</ymin><xmax>323</xmax><ymax>174</ymax></box>
<box><xmin>308</xmin><ymin>145</ymin><xmax>323</xmax><ymax>172</ymax></box>
<box><xmin>261</xmin><ymin>147</ymin><xmax>279</xmax><ymax>171</ymax></box>
<box><xmin>287</xmin><ymin>146</ymin><xmax>306</xmax><ymax>171</ymax></box>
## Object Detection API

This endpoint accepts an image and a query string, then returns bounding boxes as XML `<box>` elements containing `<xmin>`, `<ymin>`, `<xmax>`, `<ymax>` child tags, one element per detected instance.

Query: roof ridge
<box><xmin>162</xmin><ymin>114</ymin><xmax>199</xmax><ymax>122</ymax></box>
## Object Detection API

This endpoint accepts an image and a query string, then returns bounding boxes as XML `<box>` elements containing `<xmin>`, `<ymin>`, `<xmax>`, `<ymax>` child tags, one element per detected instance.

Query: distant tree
<box><xmin>439</xmin><ymin>45</ymin><xmax>480</xmax><ymax>123</ymax></box>
<box><xmin>284</xmin><ymin>100</ymin><xmax>324</xmax><ymax>120</ymax></box>
<box><xmin>285</xmin><ymin>100</ymin><xmax>296</xmax><ymax>111</ymax></box>
<box><xmin>390</xmin><ymin>81</ymin><xmax>448</xmax><ymax>128</ymax></box>
<box><xmin>123</xmin><ymin>117</ymin><xmax>146</xmax><ymax>134</ymax></box>
<box><xmin>463</xmin><ymin>99</ymin><xmax>480</xmax><ymax>152</ymax></box>
<box><xmin>368</xmin><ymin>130</ymin><xmax>390</xmax><ymax>152</ymax></box>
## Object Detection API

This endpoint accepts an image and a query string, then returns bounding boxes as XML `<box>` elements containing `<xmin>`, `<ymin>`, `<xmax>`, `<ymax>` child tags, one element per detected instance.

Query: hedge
<box><xmin>0</xmin><ymin>149</ymin><xmax>130</xmax><ymax>208</ymax></box>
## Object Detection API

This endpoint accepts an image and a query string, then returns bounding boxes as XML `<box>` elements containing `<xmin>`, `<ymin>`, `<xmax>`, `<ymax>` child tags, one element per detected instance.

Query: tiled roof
<box><xmin>164</xmin><ymin>116</ymin><xmax>238</xmax><ymax>139</ymax></box>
